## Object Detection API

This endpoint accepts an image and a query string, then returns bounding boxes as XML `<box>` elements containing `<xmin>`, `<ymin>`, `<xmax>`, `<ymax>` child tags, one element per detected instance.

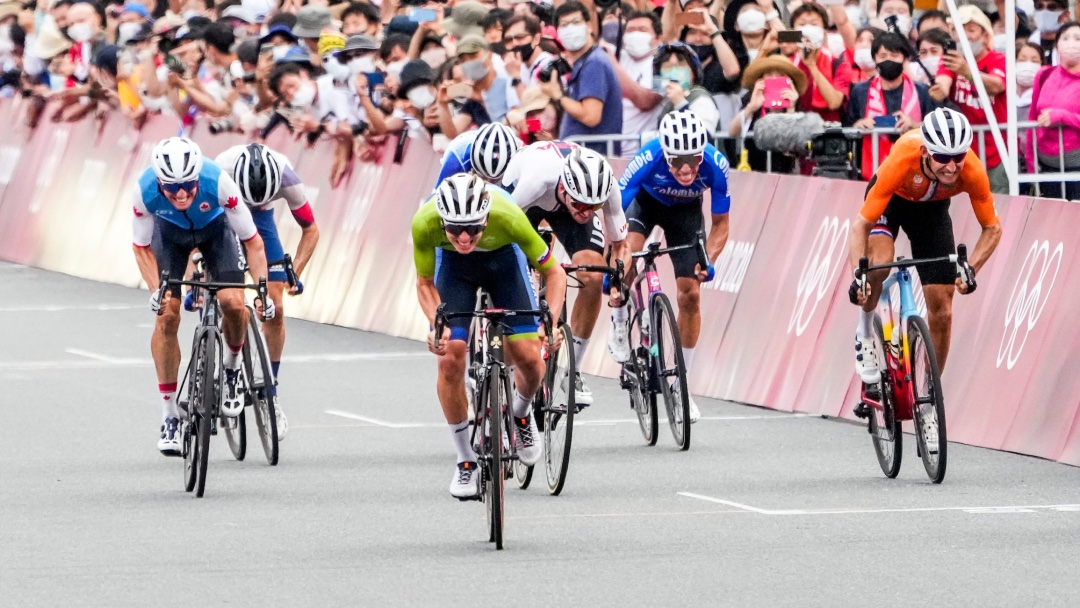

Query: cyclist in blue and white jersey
<box><xmin>434</xmin><ymin>122</ymin><xmax>522</xmax><ymax>186</ymax></box>
<box><xmin>610</xmin><ymin>110</ymin><xmax>731</xmax><ymax>422</ymax></box>
<box><xmin>215</xmin><ymin>143</ymin><xmax>322</xmax><ymax>440</ymax></box>
<box><xmin>132</xmin><ymin>137</ymin><xmax>273</xmax><ymax>456</ymax></box>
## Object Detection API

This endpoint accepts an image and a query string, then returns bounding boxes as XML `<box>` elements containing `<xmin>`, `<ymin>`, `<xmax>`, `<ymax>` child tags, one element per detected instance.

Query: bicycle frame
<box><xmin>873</xmin><ymin>268</ymin><xmax>918</xmax><ymax>421</ymax></box>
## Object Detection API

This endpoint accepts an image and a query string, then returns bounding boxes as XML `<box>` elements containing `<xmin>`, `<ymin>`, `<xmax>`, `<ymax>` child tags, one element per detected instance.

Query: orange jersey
<box><xmin>860</xmin><ymin>131</ymin><xmax>999</xmax><ymax>227</ymax></box>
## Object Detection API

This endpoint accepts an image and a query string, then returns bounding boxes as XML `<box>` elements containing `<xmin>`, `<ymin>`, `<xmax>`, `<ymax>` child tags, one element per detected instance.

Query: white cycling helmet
<box><xmin>560</xmin><ymin>147</ymin><xmax>614</xmax><ymax>207</ymax></box>
<box><xmin>151</xmin><ymin>137</ymin><xmax>203</xmax><ymax>184</ymax></box>
<box><xmin>436</xmin><ymin>173</ymin><xmax>491</xmax><ymax>224</ymax></box>
<box><xmin>232</xmin><ymin>143</ymin><xmax>283</xmax><ymax>205</ymax></box>
<box><xmin>921</xmin><ymin>107</ymin><xmax>973</xmax><ymax>156</ymax></box>
<box><xmin>469</xmin><ymin>123</ymin><xmax>522</xmax><ymax>181</ymax></box>
<box><xmin>659</xmin><ymin>110</ymin><xmax>709</xmax><ymax>157</ymax></box>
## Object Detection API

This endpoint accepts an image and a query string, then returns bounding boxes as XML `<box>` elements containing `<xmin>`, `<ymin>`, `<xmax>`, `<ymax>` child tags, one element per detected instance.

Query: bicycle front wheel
<box><xmin>653</xmin><ymin>294</ymin><xmax>690</xmax><ymax>451</ymax></box>
<box><xmin>543</xmin><ymin>322</ymin><xmax>575</xmax><ymax>496</ymax></box>
<box><xmin>194</xmin><ymin>332</ymin><xmax>218</xmax><ymax>498</ymax></box>
<box><xmin>484</xmin><ymin>368</ymin><xmax>506</xmax><ymax>550</ymax></box>
<box><xmin>245</xmin><ymin>309</ymin><xmax>279</xmax><ymax>466</ymax></box>
<box><xmin>867</xmin><ymin>315</ymin><xmax>902</xmax><ymax>478</ymax></box>
<box><xmin>908</xmin><ymin>316</ymin><xmax>947</xmax><ymax>483</ymax></box>
<box><xmin>625</xmin><ymin>298</ymin><xmax>657</xmax><ymax>446</ymax></box>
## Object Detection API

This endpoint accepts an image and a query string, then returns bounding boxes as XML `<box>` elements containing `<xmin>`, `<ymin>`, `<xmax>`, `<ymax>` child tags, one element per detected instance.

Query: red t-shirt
<box><xmin>937</xmin><ymin>50</ymin><xmax>1008</xmax><ymax>168</ymax></box>
<box><xmin>795</xmin><ymin>52</ymin><xmax>853</xmax><ymax>123</ymax></box>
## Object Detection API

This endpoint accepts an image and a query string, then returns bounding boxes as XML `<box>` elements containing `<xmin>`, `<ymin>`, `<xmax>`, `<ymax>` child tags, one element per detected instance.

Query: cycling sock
<box><xmin>449</xmin><ymin>420</ymin><xmax>477</xmax><ymax>464</ymax></box>
<box><xmin>856</xmin><ymin>308</ymin><xmax>874</xmax><ymax>340</ymax></box>
<box><xmin>512</xmin><ymin>390</ymin><xmax>532</xmax><ymax>418</ymax></box>
<box><xmin>271</xmin><ymin>360</ymin><xmax>280</xmax><ymax>379</ymax></box>
<box><xmin>572</xmin><ymin>335</ymin><xmax>590</xmax><ymax>361</ymax></box>
<box><xmin>681</xmin><ymin>347</ymin><xmax>695</xmax><ymax>372</ymax></box>
<box><xmin>159</xmin><ymin>382</ymin><xmax>178</xmax><ymax>420</ymax></box>
<box><xmin>224</xmin><ymin>342</ymin><xmax>243</xmax><ymax>370</ymax></box>
<box><xmin>611</xmin><ymin>304</ymin><xmax>628</xmax><ymax>325</ymax></box>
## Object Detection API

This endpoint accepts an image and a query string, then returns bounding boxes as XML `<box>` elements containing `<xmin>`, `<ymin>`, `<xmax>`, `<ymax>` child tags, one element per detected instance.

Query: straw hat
<box><xmin>34</xmin><ymin>17</ymin><xmax>71</xmax><ymax>59</ymax></box>
<box><xmin>740</xmin><ymin>55</ymin><xmax>808</xmax><ymax>96</ymax></box>
<box><xmin>520</xmin><ymin>87</ymin><xmax>551</xmax><ymax>113</ymax></box>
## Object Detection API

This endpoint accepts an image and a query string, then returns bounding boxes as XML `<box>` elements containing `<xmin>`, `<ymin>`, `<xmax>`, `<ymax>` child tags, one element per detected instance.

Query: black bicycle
<box><xmin>435</xmin><ymin>302</ymin><xmax>552</xmax><ymax>550</ymax></box>
<box><xmin>156</xmin><ymin>269</ymin><xmax>269</xmax><ymax>497</ymax></box>
<box><xmin>619</xmin><ymin>232</ymin><xmax>710</xmax><ymax>451</ymax></box>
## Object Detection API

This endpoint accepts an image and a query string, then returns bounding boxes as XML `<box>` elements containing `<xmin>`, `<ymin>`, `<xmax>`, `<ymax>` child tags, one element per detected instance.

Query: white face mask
<box><xmin>917</xmin><ymin>55</ymin><xmax>940</xmax><ymax>79</ymax></box>
<box><xmin>385</xmin><ymin>59</ymin><xmax>407</xmax><ymax>79</ymax></box>
<box><xmin>1015</xmin><ymin>60</ymin><xmax>1041</xmax><ymax>87</ymax></box>
<box><xmin>737</xmin><ymin>9</ymin><xmax>766</xmax><ymax>34</ymax></box>
<box><xmin>324</xmin><ymin>55</ymin><xmax>351</xmax><ymax>82</ymax></box>
<box><xmin>827</xmin><ymin>33</ymin><xmax>846</xmax><ymax>57</ymax></box>
<box><xmin>557</xmin><ymin>23</ymin><xmax>589</xmax><ymax>52</ymax></box>
<box><xmin>799</xmin><ymin>25</ymin><xmax>825</xmax><ymax>49</ymax></box>
<box><xmin>117</xmin><ymin>22</ymin><xmax>142</xmax><ymax>45</ymax></box>
<box><xmin>407</xmin><ymin>86</ymin><xmax>436</xmax><ymax>109</ymax></box>
<box><xmin>845</xmin><ymin>6</ymin><xmax>863</xmax><ymax>28</ymax></box>
<box><xmin>272</xmin><ymin>45</ymin><xmax>290</xmax><ymax>61</ymax></box>
<box><xmin>67</xmin><ymin>23</ymin><xmax>94</xmax><ymax>43</ymax></box>
<box><xmin>854</xmin><ymin>47</ymin><xmax>876</xmax><ymax>70</ymax></box>
<box><xmin>905</xmin><ymin>59</ymin><xmax>929</xmax><ymax>82</ymax></box>
<box><xmin>0</xmin><ymin>24</ymin><xmax>14</xmax><ymax>55</ymax></box>
<box><xmin>291</xmin><ymin>81</ymin><xmax>316</xmax><ymax>108</ymax></box>
<box><xmin>1035</xmin><ymin>9</ymin><xmax>1064</xmax><ymax>33</ymax></box>
<box><xmin>622</xmin><ymin>31</ymin><xmax>654</xmax><ymax>60</ymax></box>
<box><xmin>461</xmin><ymin>58</ymin><xmax>488</xmax><ymax>82</ymax></box>
<box><xmin>992</xmin><ymin>33</ymin><xmax>1009</xmax><ymax>52</ymax></box>
<box><xmin>420</xmin><ymin>48</ymin><xmax>447</xmax><ymax>69</ymax></box>
<box><xmin>881</xmin><ymin>14</ymin><xmax>912</xmax><ymax>36</ymax></box>
<box><xmin>968</xmin><ymin>38</ymin><xmax>985</xmax><ymax>56</ymax></box>
<box><xmin>349</xmin><ymin>55</ymin><xmax>376</xmax><ymax>75</ymax></box>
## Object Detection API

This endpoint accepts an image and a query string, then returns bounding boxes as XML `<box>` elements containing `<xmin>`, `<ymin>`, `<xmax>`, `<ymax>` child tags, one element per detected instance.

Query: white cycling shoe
<box><xmin>449</xmin><ymin>461</ymin><xmax>480</xmax><ymax>499</ymax></box>
<box><xmin>158</xmin><ymin>417</ymin><xmax>181</xmax><ymax>456</ymax></box>
<box><xmin>221</xmin><ymin>368</ymin><xmax>245</xmax><ymax>417</ymax></box>
<box><xmin>514</xmin><ymin>412</ymin><xmax>543</xmax><ymax>466</ymax></box>
<box><xmin>275</xmin><ymin>403</ymin><xmax>288</xmax><ymax>441</ymax></box>
<box><xmin>607</xmin><ymin>317</ymin><xmax>631</xmax><ymax>363</ymax></box>
<box><xmin>673</xmin><ymin>379</ymin><xmax>701</xmax><ymax>424</ymax></box>
<box><xmin>855</xmin><ymin>336</ymin><xmax>882</xmax><ymax>385</ymax></box>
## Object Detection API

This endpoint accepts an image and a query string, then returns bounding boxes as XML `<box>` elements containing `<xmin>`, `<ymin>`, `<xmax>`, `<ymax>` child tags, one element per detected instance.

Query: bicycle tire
<box><xmin>626</xmin><ymin>298</ymin><xmax>658</xmax><ymax>446</ymax></box>
<box><xmin>245</xmin><ymin>309</ymin><xmax>279</xmax><ymax>466</ymax></box>
<box><xmin>868</xmin><ymin>315</ymin><xmax>902</xmax><ymax>478</ymax></box>
<box><xmin>653</xmin><ymin>293</ymin><xmax>690</xmax><ymax>451</ymax></box>
<box><xmin>485</xmin><ymin>367</ymin><xmax>505</xmax><ymax>550</ymax></box>
<box><xmin>194</xmin><ymin>331</ymin><xmax>218</xmax><ymax>498</ymax></box>
<box><xmin>544</xmin><ymin>322</ymin><xmax>575</xmax><ymax>496</ymax></box>
<box><xmin>223</xmin><ymin>408</ymin><xmax>247</xmax><ymax>461</ymax></box>
<box><xmin>183</xmin><ymin>404</ymin><xmax>196</xmax><ymax>492</ymax></box>
<box><xmin>908</xmin><ymin>315</ymin><xmax>947</xmax><ymax>483</ymax></box>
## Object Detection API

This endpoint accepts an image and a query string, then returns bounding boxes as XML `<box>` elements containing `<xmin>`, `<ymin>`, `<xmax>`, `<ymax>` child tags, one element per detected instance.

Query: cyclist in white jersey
<box><xmin>501</xmin><ymin>141</ymin><xmax>629</xmax><ymax>404</ymax></box>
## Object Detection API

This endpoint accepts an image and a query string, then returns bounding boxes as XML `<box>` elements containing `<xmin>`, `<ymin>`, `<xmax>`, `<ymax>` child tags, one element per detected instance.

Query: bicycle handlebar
<box><xmin>563</xmin><ymin>259</ymin><xmax>627</xmax><ymax>300</ymax></box>
<box><xmin>432</xmin><ymin>301</ymin><xmax>553</xmax><ymax>352</ymax></box>
<box><xmin>857</xmin><ymin>243</ymin><xmax>977</xmax><ymax>293</ymax></box>
<box><xmin>283</xmin><ymin>253</ymin><xmax>299</xmax><ymax>290</ymax></box>
<box><xmin>155</xmin><ymin>270</ymin><xmax>271</xmax><ymax>319</ymax></box>
<box><xmin>632</xmin><ymin>230</ymin><xmax>714</xmax><ymax>280</ymax></box>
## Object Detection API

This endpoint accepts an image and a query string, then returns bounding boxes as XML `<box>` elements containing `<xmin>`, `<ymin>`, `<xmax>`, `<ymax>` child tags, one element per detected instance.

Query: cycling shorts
<box><xmin>869</xmin><ymin>194</ymin><xmax>956</xmax><ymax>286</ymax></box>
<box><xmin>525</xmin><ymin>206</ymin><xmax>604</xmax><ymax>257</ymax></box>
<box><xmin>152</xmin><ymin>214</ymin><xmax>247</xmax><ymax>296</ymax></box>
<box><xmin>435</xmin><ymin>245</ymin><xmax>540</xmax><ymax>342</ymax></box>
<box><xmin>625</xmin><ymin>190</ymin><xmax>704</xmax><ymax>279</ymax></box>
<box><xmin>250</xmin><ymin>206</ymin><xmax>288</xmax><ymax>283</ymax></box>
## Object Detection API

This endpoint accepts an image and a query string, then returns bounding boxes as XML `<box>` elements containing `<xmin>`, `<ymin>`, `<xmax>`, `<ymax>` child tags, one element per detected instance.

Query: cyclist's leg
<box><xmin>482</xmin><ymin>246</ymin><xmax>544</xmax><ymax>408</ymax></box>
<box><xmin>611</xmin><ymin>196</ymin><xmax>656</xmax><ymax>352</ymax></box>
<box><xmin>853</xmin><ymin>199</ymin><xmax>898</xmax><ymax>385</ymax></box>
<box><xmin>199</xmin><ymin>221</ymin><xmax>250</xmax><ymax>376</ymax></box>
<box><xmin>548</xmin><ymin>210</ymin><xmax>606</xmax><ymax>357</ymax></box>
<box><xmin>655</xmin><ymin>201</ymin><xmax>705</xmax><ymax>355</ymax></box>
<box><xmin>903</xmin><ymin>200</ymin><xmax>956</xmax><ymax>370</ymax></box>
<box><xmin>250</xmin><ymin>207</ymin><xmax>289</xmax><ymax>377</ymax></box>
<box><xmin>150</xmin><ymin>223</ymin><xmax>190</xmax><ymax>411</ymax></box>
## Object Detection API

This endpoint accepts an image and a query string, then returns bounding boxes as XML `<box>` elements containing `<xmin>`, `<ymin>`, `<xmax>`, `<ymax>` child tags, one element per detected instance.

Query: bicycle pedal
<box><xmin>853</xmin><ymin>402</ymin><xmax>872</xmax><ymax>419</ymax></box>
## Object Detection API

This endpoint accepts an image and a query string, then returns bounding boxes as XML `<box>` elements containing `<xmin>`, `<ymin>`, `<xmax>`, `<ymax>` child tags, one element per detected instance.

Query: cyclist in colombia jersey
<box><xmin>849</xmin><ymin>108</ymin><xmax>1002</xmax><ymax>387</ymax></box>
<box><xmin>132</xmin><ymin>138</ymin><xmax>272</xmax><ymax>457</ymax></box>
<box><xmin>412</xmin><ymin>174</ymin><xmax>567</xmax><ymax>500</ymax></box>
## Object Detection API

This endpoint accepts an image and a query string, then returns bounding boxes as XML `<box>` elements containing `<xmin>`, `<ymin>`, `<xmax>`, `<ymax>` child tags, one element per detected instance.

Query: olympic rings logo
<box><xmin>996</xmin><ymin>240</ymin><xmax>1063</xmax><ymax>370</ymax></box>
<box><xmin>788</xmin><ymin>216</ymin><xmax>850</xmax><ymax>336</ymax></box>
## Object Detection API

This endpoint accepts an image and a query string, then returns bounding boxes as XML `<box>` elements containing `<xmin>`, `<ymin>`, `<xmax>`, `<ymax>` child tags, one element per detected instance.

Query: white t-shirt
<box><xmin>501</xmin><ymin>141</ymin><xmax>628</xmax><ymax>243</ymax></box>
<box><xmin>313</xmin><ymin>74</ymin><xmax>357</xmax><ymax>128</ymax></box>
<box><xmin>619</xmin><ymin>51</ymin><xmax>663</xmax><ymax>156</ymax></box>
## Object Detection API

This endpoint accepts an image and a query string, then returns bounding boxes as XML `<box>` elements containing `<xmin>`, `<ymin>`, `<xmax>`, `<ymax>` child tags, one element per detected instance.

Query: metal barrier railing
<box><xmin>566</xmin><ymin>121</ymin><xmax>1079</xmax><ymax>199</ymax></box>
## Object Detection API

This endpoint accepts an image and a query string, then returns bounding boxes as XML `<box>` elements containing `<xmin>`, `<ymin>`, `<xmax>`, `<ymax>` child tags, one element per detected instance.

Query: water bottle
<box><xmin>641</xmin><ymin>305</ymin><xmax>651</xmax><ymax>347</ymax></box>
<box><xmin>889</xmin><ymin>323</ymin><xmax>901</xmax><ymax>361</ymax></box>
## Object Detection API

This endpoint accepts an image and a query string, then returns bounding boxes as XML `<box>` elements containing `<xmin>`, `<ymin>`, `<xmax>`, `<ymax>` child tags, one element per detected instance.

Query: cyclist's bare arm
<box><xmin>537</xmin><ymin>262</ymin><xmax>567</xmax><ymax>335</ymax></box>
<box><xmin>132</xmin><ymin>196</ymin><xmax>161</xmax><ymax>290</ymax></box>
<box><xmin>705</xmin><ymin>213</ymin><xmax>729</xmax><ymax>270</ymax></box>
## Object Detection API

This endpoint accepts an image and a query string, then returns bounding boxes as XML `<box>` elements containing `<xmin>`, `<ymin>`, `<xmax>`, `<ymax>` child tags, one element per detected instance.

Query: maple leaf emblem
<box><xmin>133</xmin><ymin>206</ymin><xmax>144</xmax><ymax>217</ymax></box>
<box><xmin>225</xmin><ymin>196</ymin><xmax>239</xmax><ymax>209</ymax></box>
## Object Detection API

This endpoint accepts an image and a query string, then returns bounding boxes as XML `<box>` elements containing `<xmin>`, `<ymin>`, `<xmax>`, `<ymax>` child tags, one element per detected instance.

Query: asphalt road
<box><xmin>3</xmin><ymin>261</ymin><xmax>1080</xmax><ymax>607</ymax></box>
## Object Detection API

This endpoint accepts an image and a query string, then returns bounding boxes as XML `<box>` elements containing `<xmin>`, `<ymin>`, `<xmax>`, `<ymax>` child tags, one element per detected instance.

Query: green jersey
<box><xmin>412</xmin><ymin>188</ymin><xmax>556</xmax><ymax>278</ymax></box>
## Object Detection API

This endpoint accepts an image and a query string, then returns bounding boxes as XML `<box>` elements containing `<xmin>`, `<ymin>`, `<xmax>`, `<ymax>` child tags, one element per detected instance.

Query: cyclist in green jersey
<box><xmin>413</xmin><ymin>173</ymin><xmax>567</xmax><ymax>499</ymax></box>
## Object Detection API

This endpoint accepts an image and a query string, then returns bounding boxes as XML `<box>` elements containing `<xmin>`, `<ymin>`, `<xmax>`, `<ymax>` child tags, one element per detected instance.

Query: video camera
<box><xmin>808</xmin><ymin>126</ymin><xmax>862</xmax><ymax>180</ymax></box>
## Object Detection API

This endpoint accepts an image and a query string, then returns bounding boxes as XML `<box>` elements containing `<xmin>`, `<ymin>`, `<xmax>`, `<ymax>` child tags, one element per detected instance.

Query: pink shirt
<box><xmin>1026</xmin><ymin>66</ymin><xmax>1080</xmax><ymax>171</ymax></box>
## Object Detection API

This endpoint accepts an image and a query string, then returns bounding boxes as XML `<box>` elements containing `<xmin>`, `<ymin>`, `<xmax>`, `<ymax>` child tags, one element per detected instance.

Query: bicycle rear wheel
<box><xmin>194</xmin><ymin>332</ymin><xmax>218</xmax><ymax>498</ymax></box>
<box><xmin>223</xmin><ymin>409</ymin><xmax>246</xmax><ymax>461</ymax></box>
<box><xmin>908</xmin><ymin>316</ymin><xmax>947</xmax><ymax>483</ymax></box>
<box><xmin>484</xmin><ymin>367</ymin><xmax>506</xmax><ymax>550</ymax></box>
<box><xmin>244</xmin><ymin>309</ymin><xmax>279</xmax><ymax>466</ymax></box>
<box><xmin>653</xmin><ymin>294</ymin><xmax>690</xmax><ymax>451</ymax></box>
<box><xmin>625</xmin><ymin>298</ymin><xmax>657</xmax><ymax>446</ymax></box>
<box><xmin>867</xmin><ymin>315</ymin><xmax>902</xmax><ymax>478</ymax></box>
<box><xmin>543</xmin><ymin>322</ymin><xmax>575</xmax><ymax>496</ymax></box>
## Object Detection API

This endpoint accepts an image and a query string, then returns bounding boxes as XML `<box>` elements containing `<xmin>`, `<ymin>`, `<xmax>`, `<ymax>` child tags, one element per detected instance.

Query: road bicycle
<box><xmin>435</xmin><ymin>302</ymin><xmax>552</xmax><ymax>550</ymax></box>
<box><xmin>157</xmin><ymin>268</ymin><xmax>270</xmax><ymax>497</ymax></box>
<box><xmin>619</xmin><ymin>232</ymin><xmax>710</xmax><ymax>451</ymax></box>
<box><xmin>854</xmin><ymin>244</ymin><xmax>976</xmax><ymax>484</ymax></box>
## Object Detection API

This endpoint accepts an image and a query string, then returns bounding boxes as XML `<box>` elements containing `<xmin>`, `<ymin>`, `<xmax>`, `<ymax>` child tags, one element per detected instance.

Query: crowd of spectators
<box><xmin>0</xmin><ymin>0</ymin><xmax>1076</xmax><ymax>195</ymax></box>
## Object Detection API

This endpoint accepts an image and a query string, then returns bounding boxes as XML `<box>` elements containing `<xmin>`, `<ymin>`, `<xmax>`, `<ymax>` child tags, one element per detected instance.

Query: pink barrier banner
<box><xmin>5</xmin><ymin>98</ymin><xmax>1080</xmax><ymax>466</ymax></box>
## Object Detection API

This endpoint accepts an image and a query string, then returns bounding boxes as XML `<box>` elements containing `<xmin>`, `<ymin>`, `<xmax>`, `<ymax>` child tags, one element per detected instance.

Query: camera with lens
<box><xmin>538</xmin><ymin>57</ymin><xmax>572</xmax><ymax>83</ymax></box>
<box><xmin>594</xmin><ymin>0</ymin><xmax>620</xmax><ymax>8</ymax></box>
<box><xmin>808</xmin><ymin>126</ymin><xmax>862</xmax><ymax>180</ymax></box>
<box><xmin>208</xmin><ymin>116</ymin><xmax>237</xmax><ymax>135</ymax></box>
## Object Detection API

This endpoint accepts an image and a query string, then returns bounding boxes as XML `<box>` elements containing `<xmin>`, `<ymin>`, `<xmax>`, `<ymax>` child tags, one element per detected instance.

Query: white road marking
<box><xmin>65</xmin><ymin>348</ymin><xmax>144</xmax><ymax>364</ymax></box>
<box><xmin>0</xmin><ymin>304</ymin><xmax>142</xmax><ymax>312</ymax></box>
<box><xmin>324</xmin><ymin>410</ymin><xmax>437</xmax><ymax>428</ymax></box>
<box><xmin>677</xmin><ymin>493</ymin><xmax>1080</xmax><ymax>516</ymax></box>
<box><xmin>0</xmin><ymin>350</ymin><xmax>428</xmax><ymax>371</ymax></box>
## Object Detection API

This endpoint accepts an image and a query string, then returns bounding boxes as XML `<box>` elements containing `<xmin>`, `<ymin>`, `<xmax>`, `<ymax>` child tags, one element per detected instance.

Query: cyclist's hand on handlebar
<box><xmin>608</xmin><ymin>285</ymin><xmax>623</xmax><ymax>308</ymax></box>
<box><xmin>693</xmin><ymin>263</ymin><xmax>710</xmax><ymax>283</ymax></box>
<box><xmin>539</xmin><ymin>323</ymin><xmax>563</xmax><ymax>352</ymax></box>
<box><xmin>257</xmin><ymin>297</ymin><xmax>277</xmax><ymax>321</ymax></box>
<box><xmin>955</xmin><ymin>266</ymin><xmax>975</xmax><ymax>295</ymax></box>
<box><xmin>428</xmin><ymin>326</ymin><xmax>451</xmax><ymax>356</ymax></box>
<box><xmin>848</xmin><ymin>274</ymin><xmax>869</xmax><ymax>306</ymax></box>
<box><xmin>288</xmin><ymin>278</ymin><xmax>304</xmax><ymax>296</ymax></box>
<box><xmin>149</xmin><ymin>288</ymin><xmax>165</xmax><ymax>314</ymax></box>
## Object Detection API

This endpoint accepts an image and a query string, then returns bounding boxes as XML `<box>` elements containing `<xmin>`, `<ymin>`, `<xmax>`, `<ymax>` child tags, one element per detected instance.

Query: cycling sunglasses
<box><xmin>160</xmin><ymin>180</ymin><xmax>199</xmax><ymax>194</ymax></box>
<box><xmin>569</xmin><ymin>199</ymin><xmax>605</xmax><ymax>213</ymax></box>
<box><xmin>930</xmin><ymin>152</ymin><xmax>966</xmax><ymax>165</ymax></box>
<box><xmin>666</xmin><ymin>154</ymin><xmax>703</xmax><ymax>169</ymax></box>
<box><xmin>443</xmin><ymin>222</ymin><xmax>487</xmax><ymax>237</ymax></box>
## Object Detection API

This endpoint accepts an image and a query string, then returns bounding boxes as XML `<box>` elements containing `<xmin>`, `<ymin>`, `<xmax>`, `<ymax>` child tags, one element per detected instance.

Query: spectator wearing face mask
<box><xmin>676</xmin><ymin>6</ymin><xmax>740</xmax><ymax>97</ymax></box>
<box><xmin>781</xmin><ymin>3</ymin><xmax>853</xmax><ymax>124</ymax></box>
<box><xmin>387</xmin><ymin>58</ymin><xmax>448</xmax><ymax>142</ymax></box>
<box><xmin>1014</xmin><ymin>42</ymin><xmax>1043</xmax><ymax>114</ymax></box>
<box><xmin>539</xmin><ymin>1</ymin><xmax>623</xmax><ymax>156</ymax></box>
<box><xmin>63</xmin><ymin>1</ymin><xmax>106</xmax><ymax>87</ymax></box>
<box><xmin>453</xmin><ymin>34</ymin><xmax>519</xmax><ymax>123</ymax></box>
<box><xmin>612</xmin><ymin>10</ymin><xmax>664</xmax><ymax>156</ymax></box>
<box><xmin>721</xmin><ymin>0</ymin><xmax>779</xmax><ymax>71</ymax></box>
<box><xmin>502</xmin><ymin>15</ymin><xmax>553</xmax><ymax>96</ymax></box>
<box><xmin>847</xmin><ymin>32</ymin><xmax>936</xmax><ymax>178</ymax></box>
<box><xmin>518</xmin><ymin>86</ymin><xmax>559</xmax><ymax>143</ymax></box>
<box><xmin>433</xmin><ymin>57</ymin><xmax>492</xmax><ymax>138</ymax></box>
<box><xmin>653</xmin><ymin>42</ymin><xmax>719</xmax><ymax>134</ymax></box>
<box><xmin>851</xmin><ymin>27</ymin><xmax>885</xmax><ymax>84</ymax></box>
<box><xmin>221</xmin><ymin>5</ymin><xmax>262</xmax><ymax>41</ymax></box>
<box><xmin>1026</xmin><ymin>21</ymin><xmax>1080</xmax><ymax>200</ymax></box>
<box><xmin>293</xmin><ymin>5</ymin><xmax>333</xmax><ymax>65</ymax></box>
<box><xmin>340</xmin><ymin>2</ymin><xmax>380</xmax><ymax>38</ymax></box>
<box><xmin>909</xmin><ymin>27</ymin><xmax>950</xmax><ymax>85</ymax></box>
<box><xmin>872</xmin><ymin>0</ymin><xmax>914</xmax><ymax>40</ymax></box>
<box><xmin>113</xmin><ymin>3</ymin><xmax>148</xmax><ymax>46</ymax></box>
<box><xmin>917</xmin><ymin>10</ymin><xmax>949</xmax><ymax>39</ymax></box>
<box><xmin>730</xmin><ymin>54</ymin><xmax>805</xmax><ymax>173</ymax></box>
<box><xmin>334</xmin><ymin>34</ymin><xmax>387</xmax><ymax>134</ymax></box>
<box><xmin>933</xmin><ymin>5</ymin><xmax>1009</xmax><ymax>193</ymax></box>
<box><xmin>1029</xmin><ymin>0</ymin><xmax>1069</xmax><ymax>62</ymax></box>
